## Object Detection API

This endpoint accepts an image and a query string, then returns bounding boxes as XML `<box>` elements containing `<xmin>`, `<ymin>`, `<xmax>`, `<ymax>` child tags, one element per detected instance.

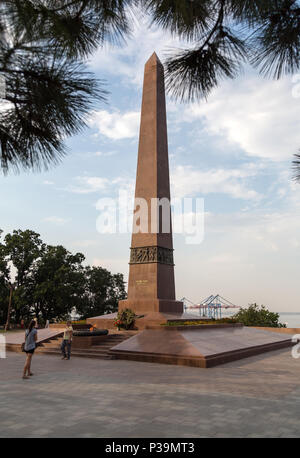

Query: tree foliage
<box><xmin>232</xmin><ymin>303</ymin><xmax>286</xmax><ymax>327</ymax></box>
<box><xmin>0</xmin><ymin>0</ymin><xmax>109</xmax><ymax>173</ymax></box>
<box><xmin>29</xmin><ymin>245</ymin><xmax>86</xmax><ymax>323</ymax></box>
<box><xmin>292</xmin><ymin>151</ymin><xmax>300</xmax><ymax>181</ymax></box>
<box><xmin>0</xmin><ymin>1</ymin><xmax>300</xmax><ymax>172</ymax></box>
<box><xmin>144</xmin><ymin>0</ymin><xmax>300</xmax><ymax>101</ymax></box>
<box><xmin>76</xmin><ymin>266</ymin><xmax>127</xmax><ymax>319</ymax></box>
<box><xmin>3</xmin><ymin>229</ymin><xmax>45</xmax><ymax>323</ymax></box>
<box><xmin>0</xmin><ymin>228</ymin><xmax>126</xmax><ymax>325</ymax></box>
<box><xmin>0</xmin><ymin>232</ymin><xmax>9</xmax><ymax>323</ymax></box>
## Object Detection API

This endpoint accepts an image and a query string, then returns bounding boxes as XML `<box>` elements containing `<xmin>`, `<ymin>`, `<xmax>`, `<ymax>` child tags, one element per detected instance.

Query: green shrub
<box><xmin>116</xmin><ymin>308</ymin><xmax>136</xmax><ymax>330</ymax></box>
<box><xmin>232</xmin><ymin>304</ymin><xmax>286</xmax><ymax>328</ymax></box>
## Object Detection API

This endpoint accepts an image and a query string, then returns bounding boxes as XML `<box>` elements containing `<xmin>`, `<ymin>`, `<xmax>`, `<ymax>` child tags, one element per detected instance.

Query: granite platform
<box><xmin>109</xmin><ymin>325</ymin><xmax>294</xmax><ymax>368</ymax></box>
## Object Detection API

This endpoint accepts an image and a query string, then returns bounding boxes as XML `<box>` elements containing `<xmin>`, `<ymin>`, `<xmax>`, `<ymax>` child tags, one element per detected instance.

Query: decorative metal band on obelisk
<box><xmin>130</xmin><ymin>246</ymin><xmax>174</xmax><ymax>266</ymax></box>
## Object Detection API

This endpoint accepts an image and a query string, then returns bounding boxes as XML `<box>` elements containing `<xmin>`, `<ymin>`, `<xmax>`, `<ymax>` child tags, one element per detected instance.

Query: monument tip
<box><xmin>145</xmin><ymin>52</ymin><xmax>163</xmax><ymax>67</ymax></box>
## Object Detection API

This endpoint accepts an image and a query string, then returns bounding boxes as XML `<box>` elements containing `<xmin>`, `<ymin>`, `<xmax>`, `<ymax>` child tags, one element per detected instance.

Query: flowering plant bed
<box><xmin>155</xmin><ymin>322</ymin><xmax>243</xmax><ymax>331</ymax></box>
<box><xmin>114</xmin><ymin>309</ymin><xmax>137</xmax><ymax>330</ymax></box>
<box><xmin>57</xmin><ymin>320</ymin><xmax>87</xmax><ymax>325</ymax></box>
<box><xmin>113</xmin><ymin>319</ymin><xmax>123</xmax><ymax>330</ymax></box>
<box><xmin>165</xmin><ymin>318</ymin><xmax>238</xmax><ymax>326</ymax></box>
<box><xmin>158</xmin><ymin>318</ymin><xmax>241</xmax><ymax>331</ymax></box>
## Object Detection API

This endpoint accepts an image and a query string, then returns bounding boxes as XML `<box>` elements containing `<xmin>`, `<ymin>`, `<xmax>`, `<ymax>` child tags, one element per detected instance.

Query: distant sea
<box><xmin>274</xmin><ymin>313</ymin><xmax>300</xmax><ymax>328</ymax></box>
<box><xmin>186</xmin><ymin>310</ymin><xmax>300</xmax><ymax>328</ymax></box>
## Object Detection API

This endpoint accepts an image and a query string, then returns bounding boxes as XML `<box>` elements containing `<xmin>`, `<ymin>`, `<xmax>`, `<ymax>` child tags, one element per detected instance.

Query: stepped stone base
<box><xmin>110</xmin><ymin>325</ymin><xmax>295</xmax><ymax>368</ymax></box>
<box><xmin>6</xmin><ymin>329</ymin><xmax>137</xmax><ymax>360</ymax></box>
<box><xmin>72</xmin><ymin>335</ymin><xmax>108</xmax><ymax>349</ymax></box>
<box><xmin>35</xmin><ymin>332</ymin><xmax>137</xmax><ymax>360</ymax></box>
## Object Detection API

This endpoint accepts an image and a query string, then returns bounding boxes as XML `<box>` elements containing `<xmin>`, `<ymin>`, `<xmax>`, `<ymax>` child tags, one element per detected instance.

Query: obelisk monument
<box><xmin>90</xmin><ymin>54</ymin><xmax>294</xmax><ymax>369</ymax></box>
<box><xmin>119</xmin><ymin>53</ymin><xmax>183</xmax><ymax>316</ymax></box>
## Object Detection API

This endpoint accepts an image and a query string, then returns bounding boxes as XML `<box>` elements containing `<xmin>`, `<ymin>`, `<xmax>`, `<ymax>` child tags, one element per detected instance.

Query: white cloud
<box><xmin>93</xmin><ymin>151</ymin><xmax>116</xmax><ymax>157</ymax></box>
<box><xmin>67</xmin><ymin>163</ymin><xmax>260</xmax><ymax>202</ymax></box>
<box><xmin>171</xmin><ymin>164</ymin><xmax>261</xmax><ymax>200</ymax></box>
<box><xmin>43</xmin><ymin>180</ymin><xmax>54</xmax><ymax>185</ymax></box>
<box><xmin>205</xmin><ymin>200</ymin><xmax>300</xmax><ymax>254</ymax></box>
<box><xmin>88</xmin><ymin>110</ymin><xmax>140</xmax><ymax>140</ymax></box>
<box><xmin>71</xmin><ymin>240</ymin><xmax>99</xmax><ymax>248</ymax></box>
<box><xmin>182</xmin><ymin>76</ymin><xmax>300</xmax><ymax>161</ymax></box>
<box><xmin>88</xmin><ymin>16</ymin><xmax>300</xmax><ymax>163</ymax></box>
<box><xmin>75</xmin><ymin>150</ymin><xmax>117</xmax><ymax>158</ymax></box>
<box><xmin>43</xmin><ymin>216</ymin><xmax>69</xmax><ymax>225</ymax></box>
<box><xmin>93</xmin><ymin>257</ymin><xmax>128</xmax><ymax>275</ymax></box>
<box><xmin>208</xmin><ymin>253</ymin><xmax>241</xmax><ymax>264</ymax></box>
<box><xmin>65</xmin><ymin>176</ymin><xmax>109</xmax><ymax>194</ymax></box>
<box><xmin>88</xmin><ymin>15</ymin><xmax>187</xmax><ymax>87</ymax></box>
<box><xmin>65</xmin><ymin>175</ymin><xmax>134</xmax><ymax>195</ymax></box>
<box><xmin>175</xmin><ymin>187</ymin><xmax>300</xmax><ymax>310</ymax></box>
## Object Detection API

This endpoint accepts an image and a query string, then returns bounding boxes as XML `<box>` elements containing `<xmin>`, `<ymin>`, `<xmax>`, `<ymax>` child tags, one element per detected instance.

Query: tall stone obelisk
<box><xmin>119</xmin><ymin>53</ymin><xmax>183</xmax><ymax>316</ymax></box>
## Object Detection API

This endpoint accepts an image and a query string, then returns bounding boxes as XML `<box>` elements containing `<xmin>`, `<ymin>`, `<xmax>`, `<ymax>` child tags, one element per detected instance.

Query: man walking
<box><xmin>61</xmin><ymin>321</ymin><xmax>73</xmax><ymax>360</ymax></box>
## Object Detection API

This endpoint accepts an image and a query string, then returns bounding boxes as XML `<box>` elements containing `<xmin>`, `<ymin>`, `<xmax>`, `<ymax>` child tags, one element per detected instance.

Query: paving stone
<box><xmin>1</xmin><ymin>350</ymin><xmax>300</xmax><ymax>437</ymax></box>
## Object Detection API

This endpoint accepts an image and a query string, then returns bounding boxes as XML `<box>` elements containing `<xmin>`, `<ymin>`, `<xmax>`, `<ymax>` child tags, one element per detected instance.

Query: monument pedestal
<box><xmin>119</xmin><ymin>299</ymin><xmax>183</xmax><ymax>314</ymax></box>
<box><xmin>120</xmin><ymin>53</ymin><xmax>181</xmax><ymax>319</ymax></box>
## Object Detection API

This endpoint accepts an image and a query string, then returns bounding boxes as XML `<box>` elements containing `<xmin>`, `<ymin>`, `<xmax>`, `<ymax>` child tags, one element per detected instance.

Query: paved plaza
<box><xmin>1</xmin><ymin>349</ymin><xmax>300</xmax><ymax>438</ymax></box>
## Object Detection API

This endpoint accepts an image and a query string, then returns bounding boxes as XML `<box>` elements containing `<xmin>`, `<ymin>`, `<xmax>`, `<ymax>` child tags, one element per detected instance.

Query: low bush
<box><xmin>232</xmin><ymin>304</ymin><xmax>286</xmax><ymax>328</ymax></box>
<box><xmin>114</xmin><ymin>308</ymin><xmax>137</xmax><ymax>330</ymax></box>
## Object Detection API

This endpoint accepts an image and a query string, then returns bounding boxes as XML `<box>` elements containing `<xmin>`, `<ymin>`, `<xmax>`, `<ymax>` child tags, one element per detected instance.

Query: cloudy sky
<box><xmin>1</xmin><ymin>16</ymin><xmax>300</xmax><ymax>312</ymax></box>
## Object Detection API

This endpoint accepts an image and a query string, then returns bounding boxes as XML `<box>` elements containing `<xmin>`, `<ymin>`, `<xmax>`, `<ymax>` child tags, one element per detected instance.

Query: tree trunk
<box><xmin>5</xmin><ymin>285</ymin><xmax>13</xmax><ymax>332</ymax></box>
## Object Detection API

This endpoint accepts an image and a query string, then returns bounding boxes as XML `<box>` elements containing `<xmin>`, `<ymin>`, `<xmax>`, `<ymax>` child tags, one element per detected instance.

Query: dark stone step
<box><xmin>39</xmin><ymin>349</ymin><xmax>113</xmax><ymax>359</ymax></box>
